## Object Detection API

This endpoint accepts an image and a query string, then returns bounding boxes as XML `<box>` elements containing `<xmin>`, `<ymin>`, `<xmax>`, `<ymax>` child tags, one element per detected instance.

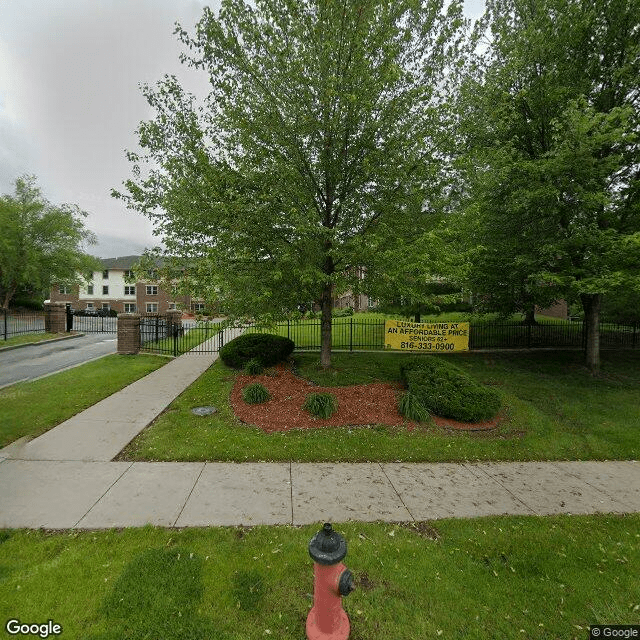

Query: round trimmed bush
<box><xmin>400</xmin><ymin>356</ymin><xmax>501</xmax><ymax>423</ymax></box>
<box><xmin>220</xmin><ymin>333</ymin><xmax>294</xmax><ymax>369</ymax></box>
<box><xmin>302</xmin><ymin>392</ymin><xmax>338</xmax><ymax>419</ymax></box>
<box><xmin>242</xmin><ymin>383</ymin><xmax>271</xmax><ymax>404</ymax></box>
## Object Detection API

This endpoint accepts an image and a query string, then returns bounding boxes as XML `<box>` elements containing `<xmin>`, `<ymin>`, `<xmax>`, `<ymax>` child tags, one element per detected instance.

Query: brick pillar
<box><xmin>117</xmin><ymin>313</ymin><xmax>141</xmax><ymax>354</ymax></box>
<box><xmin>44</xmin><ymin>302</ymin><xmax>67</xmax><ymax>334</ymax></box>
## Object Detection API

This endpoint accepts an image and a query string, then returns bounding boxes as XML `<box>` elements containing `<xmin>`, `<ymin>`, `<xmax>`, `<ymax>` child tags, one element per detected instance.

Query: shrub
<box><xmin>400</xmin><ymin>356</ymin><xmax>501</xmax><ymax>422</ymax></box>
<box><xmin>398</xmin><ymin>392</ymin><xmax>430</xmax><ymax>422</ymax></box>
<box><xmin>244</xmin><ymin>359</ymin><xmax>264</xmax><ymax>376</ymax></box>
<box><xmin>302</xmin><ymin>392</ymin><xmax>338</xmax><ymax>419</ymax></box>
<box><xmin>241</xmin><ymin>383</ymin><xmax>271</xmax><ymax>404</ymax></box>
<box><xmin>220</xmin><ymin>333</ymin><xmax>295</xmax><ymax>369</ymax></box>
<box><xmin>332</xmin><ymin>307</ymin><xmax>354</xmax><ymax>317</ymax></box>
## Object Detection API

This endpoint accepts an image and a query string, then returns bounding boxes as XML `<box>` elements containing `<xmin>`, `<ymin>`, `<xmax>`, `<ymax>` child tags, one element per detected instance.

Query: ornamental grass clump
<box><xmin>400</xmin><ymin>356</ymin><xmax>501</xmax><ymax>423</ymax></box>
<box><xmin>241</xmin><ymin>383</ymin><xmax>271</xmax><ymax>405</ymax></box>
<box><xmin>398</xmin><ymin>391</ymin><xmax>430</xmax><ymax>423</ymax></box>
<box><xmin>302</xmin><ymin>392</ymin><xmax>338</xmax><ymax>419</ymax></box>
<box><xmin>243</xmin><ymin>358</ymin><xmax>264</xmax><ymax>376</ymax></box>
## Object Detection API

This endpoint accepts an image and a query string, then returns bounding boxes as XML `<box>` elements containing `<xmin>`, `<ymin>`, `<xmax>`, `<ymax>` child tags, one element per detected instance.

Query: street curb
<box><xmin>0</xmin><ymin>332</ymin><xmax>85</xmax><ymax>353</ymax></box>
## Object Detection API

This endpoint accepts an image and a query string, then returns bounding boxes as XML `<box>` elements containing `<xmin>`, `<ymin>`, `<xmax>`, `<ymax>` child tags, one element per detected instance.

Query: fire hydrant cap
<box><xmin>308</xmin><ymin>522</ymin><xmax>347</xmax><ymax>565</ymax></box>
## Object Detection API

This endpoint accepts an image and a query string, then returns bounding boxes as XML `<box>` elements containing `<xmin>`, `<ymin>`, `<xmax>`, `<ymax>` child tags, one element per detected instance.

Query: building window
<box><xmin>86</xmin><ymin>303</ymin><xmax>94</xmax><ymax>309</ymax></box>
<box><xmin>102</xmin><ymin>285</ymin><xmax>109</xmax><ymax>295</ymax></box>
<box><xmin>102</xmin><ymin>270</ymin><xmax>109</xmax><ymax>279</ymax></box>
<box><xmin>87</xmin><ymin>285</ymin><xmax>94</xmax><ymax>295</ymax></box>
<box><xmin>124</xmin><ymin>270</ymin><xmax>134</xmax><ymax>279</ymax></box>
<box><xmin>124</xmin><ymin>303</ymin><xmax>136</xmax><ymax>313</ymax></box>
<box><xmin>59</xmin><ymin>285</ymin><xmax>71</xmax><ymax>294</ymax></box>
<box><xmin>193</xmin><ymin>302</ymin><xmax>206</xmax><ymax>312</ymax></box>
<box><xmin>146</xmin><ymin>303</ymin><xmax>158</xmax><ymax>313</ymax></box>
<box><xmin>124</xmin><ymin>286</ymin><xmax>135</xmax><ymax>296</ymax></box>
<box><xmin>102</xmin><ymin>303</ymin><xmax>110</xmax><ymax>310</ymax></box>
<box><xmin>146</xmin><ymin>285</ymin><xmax>158</xmax><ymax>295</ymax></box>
<box><xmin>168</xmin><ymin>303</ymin><xmax>176</xmax><ymax>310</ymax></box>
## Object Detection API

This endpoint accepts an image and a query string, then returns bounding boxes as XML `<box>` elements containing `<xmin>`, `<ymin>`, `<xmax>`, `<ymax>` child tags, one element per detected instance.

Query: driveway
<box><xmin>0</xmin><ymin>333</ymin><xmax>118</xmax><ymax>388</ymax></box>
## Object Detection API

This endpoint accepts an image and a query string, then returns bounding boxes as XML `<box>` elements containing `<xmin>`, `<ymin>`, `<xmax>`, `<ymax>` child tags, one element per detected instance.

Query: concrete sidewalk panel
<box><xmin>0</xmin><ymin>460</ymin><xmax>130</xmax><ymax>528</ymax></box>
<box><xmin>551</xmin><ymin>461</ymin><xmax>640</xmax><ymax>510</ymax></box>
<box><xmin>77</xmin><ymin>462</ymin><xmax>205</xmax><ymax>528</ymax></box>
<box><xmin>471</xmin><ymin>462</ymin><xmax>630</xmax><ymax>515</ymax></box>
<box><xmin>382</xmin><ymin>463</ymin><xmax>534</xmax><ymax>520</ymax></box>
<box><xmin>292</xmin><ymin>463</ymin><xmax>411</xmax><ymax>525</ymax></box>
<box><xmin>176</xmin><ymin>462</ymin><xmax>291</xmax><ymax>526</ymax></box>
<box><xmin>16</xmin><ymin>419</ymin><xmax>150</xmax><ymax>461</ymax></box>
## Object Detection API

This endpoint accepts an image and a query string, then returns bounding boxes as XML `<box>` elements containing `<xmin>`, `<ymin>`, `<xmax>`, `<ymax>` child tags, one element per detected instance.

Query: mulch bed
<box><xmin>229</xmin><ymin>364</ymin><xmax>500</xmax><ymax>433</ymax></box>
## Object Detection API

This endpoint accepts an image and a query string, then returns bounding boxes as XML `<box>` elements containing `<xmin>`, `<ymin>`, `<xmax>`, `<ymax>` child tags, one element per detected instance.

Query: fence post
<box><xmin>634</xmin><ymin>324</ymin><xmax>638</xmax><ymax>349</ymax></box>
<box><xmin>117</xmin><ymin>313</ymin><xmax>141</xmax><ymax>354</ymax></box>
<box><xmin>3</xmin><ymin>308</ymin><xmax>7</xmax><ymax>341</ymax></box>
<box><xmin>350</xmin><ymin>318</ymin><xmax>353</xmax><ymax>352</ymax></box>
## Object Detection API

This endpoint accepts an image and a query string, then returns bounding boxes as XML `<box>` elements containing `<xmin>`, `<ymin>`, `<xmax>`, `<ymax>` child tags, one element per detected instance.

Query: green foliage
<box><xmin>302</xmin><ymin>392</ymin><xmax>338</xmax><ymax>419</ymax></box>
<box><xmin>0</xmin><ymin>176</ymin><xmax>100</xmax><ymax>309</ymax></box>
<box><xmin>400</xmin><ymin>356</ymin><xmax>501</xmax><ymax>422</ymax></box>
<box><xmin>457</xmin><ymin>0</ymin><xmax>640</xmax><ymax>371</ymax></box>
<box><xmin>243</xmin><ymin>358</ymin><xmax>264</xmax><ymax>376</ymax></box>
<box><xmin>398</xmin><ymin>391</ymin><xmax>430</xmax><ymax>422</ymax></box>
<box><xmin>241</xmin><ymin>383</ymin><xmax>271</xmax><ymax>405</ymax></box>
<box><xmin>114</xmin><ymin>0</ymin><xmax>468</xmax><ymax>366</ymax></box>
<box><xmin>332</xmin><ymin>307</ymin><xmax>354</xmax><ymax>317</ymax></box>
<box><xmin>219</xmin><ymin>333</ymin><xmax>294</xmax><ymax>369</ymax></box>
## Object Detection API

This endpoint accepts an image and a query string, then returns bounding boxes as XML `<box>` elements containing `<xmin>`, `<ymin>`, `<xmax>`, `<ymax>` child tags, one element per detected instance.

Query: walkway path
<box><xmin>1</xmin><ymin>346</ymin><xmax>639</xmax><ymax>529</ymax></box>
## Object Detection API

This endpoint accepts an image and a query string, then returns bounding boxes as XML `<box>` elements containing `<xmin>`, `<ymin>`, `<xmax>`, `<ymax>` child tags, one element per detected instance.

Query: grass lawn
<box><xmin>121</xmin><ymin>350</ymin><xmax>640</xmax><ymax>463</ymax></box>
<box><xmin>0</xmin><ymin>333</ymin><xmax>64</xmax><ymax>349</ymax></box>
<box><xmin>0</xmin><ymin>354</ymin><xmax>169</xmax><ymax>448</ymax></box>
<box><xmin>0</xmin><ymin>515</ymin><xmax>638</xmax><ymax>639</ymax></box>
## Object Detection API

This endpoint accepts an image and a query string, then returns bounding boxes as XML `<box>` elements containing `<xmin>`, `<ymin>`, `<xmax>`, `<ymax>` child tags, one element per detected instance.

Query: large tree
<box><xmin>114</xmin><ymin>0</ymin><xmax>467</xmax><ymax>367</ymax></box>
<box><xmin>0</xmin><ymin>176</ymin><xmax>98</xmax><ymax>309</ymax></box>
<box><xmin>458</xmin><ymin>0</ymin><xmax>640</xmax><ymax>372</ymax></box>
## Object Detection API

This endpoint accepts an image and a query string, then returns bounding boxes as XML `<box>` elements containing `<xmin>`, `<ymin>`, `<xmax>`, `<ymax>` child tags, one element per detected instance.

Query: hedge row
<box><xmin>399</xmin><ymin>356</ymin><xmax>501</xmax><ymax>423</ymax></box>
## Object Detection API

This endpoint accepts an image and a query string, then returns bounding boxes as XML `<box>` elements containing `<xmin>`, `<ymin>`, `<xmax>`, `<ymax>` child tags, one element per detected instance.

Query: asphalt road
<box><xmin>0</xmin><ymin>333</ymin><xmax>118</xmax><ymax>388</ymax></box>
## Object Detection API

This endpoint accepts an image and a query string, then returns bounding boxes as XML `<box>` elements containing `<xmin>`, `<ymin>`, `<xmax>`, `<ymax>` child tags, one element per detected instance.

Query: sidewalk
<box><xmin>1</xmin><ymin>349</ymin><xmax>639</xmax><ymax>529</ymax></box>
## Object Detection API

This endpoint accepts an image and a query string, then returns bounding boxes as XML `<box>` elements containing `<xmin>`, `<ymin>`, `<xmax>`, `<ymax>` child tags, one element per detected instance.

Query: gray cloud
<box><xmin>0</xmin><ymin>0</ymin><xmax>484</xmax><ymax>255</ymax></box>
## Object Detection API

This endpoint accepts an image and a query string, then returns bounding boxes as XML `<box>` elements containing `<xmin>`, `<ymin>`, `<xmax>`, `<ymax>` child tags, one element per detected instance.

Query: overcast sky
<box><xmin>0</xmin><ymin>0</ymin><xmax>485</xmax><ymax>258</ymax></box>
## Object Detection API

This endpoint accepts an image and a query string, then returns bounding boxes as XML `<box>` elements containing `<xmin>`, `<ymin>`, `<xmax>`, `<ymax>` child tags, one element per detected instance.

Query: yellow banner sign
<box><xmin>384</xmin><ymin>320</ymin><xmax>469</xmax><ymax>352</ymax></box>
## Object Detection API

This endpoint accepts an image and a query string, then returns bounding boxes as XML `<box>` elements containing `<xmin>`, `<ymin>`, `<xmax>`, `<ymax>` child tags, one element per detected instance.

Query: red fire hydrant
<box><xmin>306</xmin><ymin>522</ymin><xmax>355</xmax><ymax>640</ymax></box>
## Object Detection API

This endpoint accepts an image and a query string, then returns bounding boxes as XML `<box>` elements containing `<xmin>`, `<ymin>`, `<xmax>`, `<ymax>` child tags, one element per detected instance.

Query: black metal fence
<box><xmin>1</xmin><ymin>309</ymin><xmax>46</xmax><ymax>341</ymax></box>
<box><xmin>140</xmin><ymin>317</ymin><xmax>230</xmax><ymax>356</ymax></box>
<box><xmin>68</xmin><ymin>310</ymin><xmax>118</xmax><ymax>333</ymax></box>
<box><xmin>133</xmin><ymin>315</ymin><xmax>640</xmax><ymax>356</ymax></box>
<box><xmin>246</xmin><ymin>318</ymin><xmax>640</xmax><ymax>352</ymax></box>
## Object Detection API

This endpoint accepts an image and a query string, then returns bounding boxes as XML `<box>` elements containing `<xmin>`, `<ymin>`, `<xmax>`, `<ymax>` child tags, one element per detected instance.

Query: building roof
<box><xmin>99</xmin><ymin>255</ymin><xmax>142</xmax><ymax>270</ymax></box>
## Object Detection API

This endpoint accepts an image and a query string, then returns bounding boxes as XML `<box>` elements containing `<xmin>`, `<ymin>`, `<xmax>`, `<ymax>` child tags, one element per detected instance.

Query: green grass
<box><xmin>0</xmin><ymin>332</ymin><xmax>63</xmax><ymax>348</ymax></box>
<box><xmin>0</xmin><ymin>354</ymin><xmax>168</xmax><ymax>447</ymax></box>
<box><xmin>0</xmin><ymin>515</ymin><xmax>638</xmax><ymax>639</ymax></box>
<box><xmin>121</xmin><ymin>350</ymin><xmax>640</xmax><ymax>463</ymax></box>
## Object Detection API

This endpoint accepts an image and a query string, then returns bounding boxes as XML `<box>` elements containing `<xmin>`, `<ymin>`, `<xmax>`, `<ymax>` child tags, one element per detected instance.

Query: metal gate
<box><xmin>140</xmin><ymin>317</ymin><xmax>242</xmax><ymax>356</ymax></box>
<box><xmin>66</xmin><ymin>305</ymin><xmax>118</xmax><ymax>333</ymax></box>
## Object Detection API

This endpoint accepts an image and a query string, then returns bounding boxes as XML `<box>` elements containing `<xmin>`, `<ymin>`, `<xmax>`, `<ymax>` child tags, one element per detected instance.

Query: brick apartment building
<box><xmin>49</xmin><ymin>255</ymin><xmax>206</xmax><ymax>315</ymax></box>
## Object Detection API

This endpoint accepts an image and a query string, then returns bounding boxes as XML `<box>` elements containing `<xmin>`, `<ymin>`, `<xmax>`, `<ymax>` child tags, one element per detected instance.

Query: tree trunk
<box><xmin>320</xmin><ymin>281</ymin><xmax>333</xmax><ymax>369</ymax></box>
<box><xmin>414</xmin><ymin>304</ymin><xmax>422</xmax><ymax>323</ymax></box>
<box><xmin>523</xmin><ymin>306</ymin><xmax>538</xmax><ymax>325</ymax></box>
<box><xmin>581</xmin><ymin>293</ymin><xmax>601</xmax><ymax>375</ymax></box>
